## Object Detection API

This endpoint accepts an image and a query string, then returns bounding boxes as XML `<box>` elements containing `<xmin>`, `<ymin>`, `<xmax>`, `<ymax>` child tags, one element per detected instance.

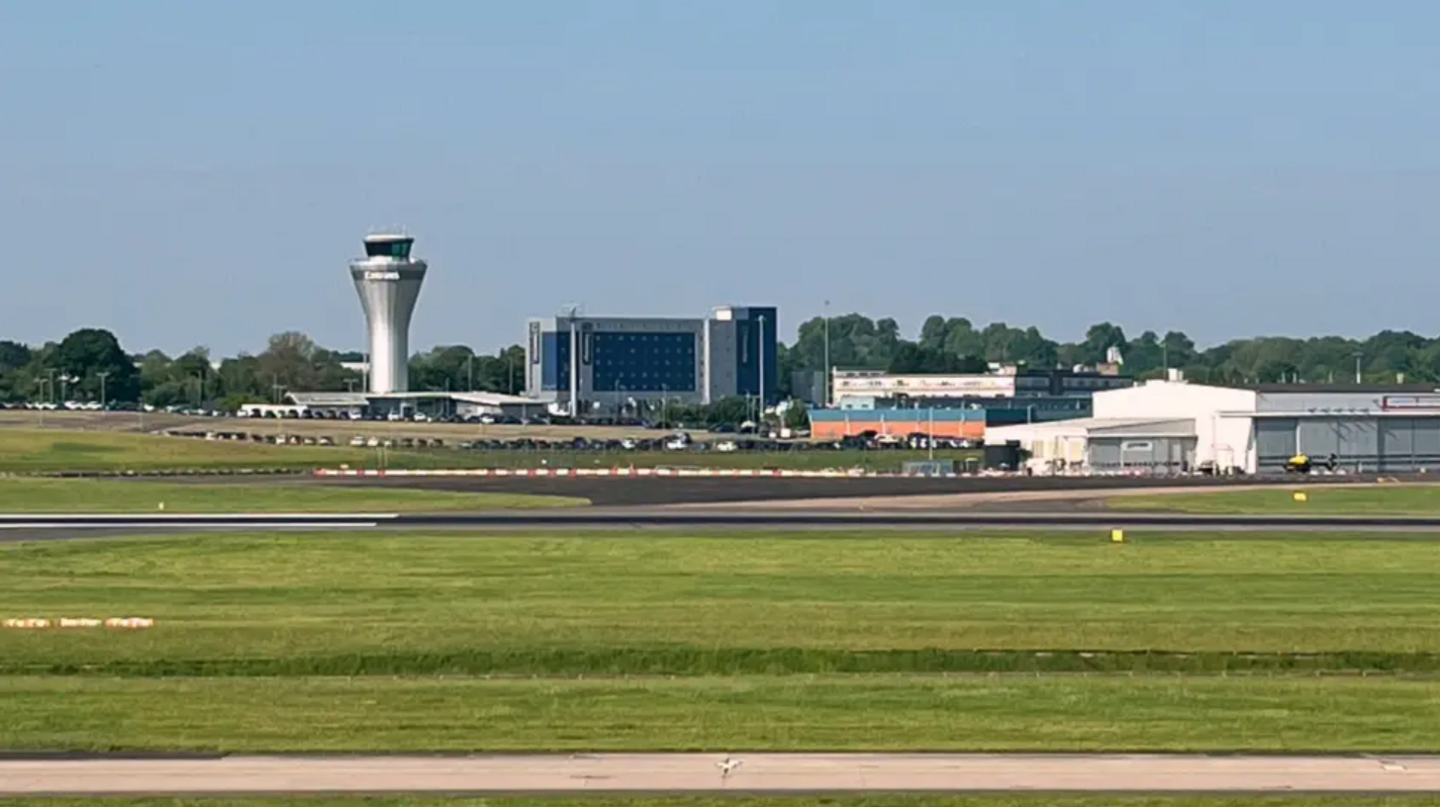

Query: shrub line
<box><xmin>10</xmin><ymin>647</ymin><xmax>1440</xmax><ymax>677</ymax></box>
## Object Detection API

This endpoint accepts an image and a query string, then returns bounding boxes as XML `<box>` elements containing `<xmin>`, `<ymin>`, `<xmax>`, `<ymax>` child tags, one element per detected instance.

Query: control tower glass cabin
<box><xmin>349</xmin><ymin>233</ymin><xmax>428</xmax><ymax>394</ymax></box>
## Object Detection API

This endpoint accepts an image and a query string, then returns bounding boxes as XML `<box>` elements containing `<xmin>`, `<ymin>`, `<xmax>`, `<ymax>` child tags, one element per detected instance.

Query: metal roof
<box><xmin>1247</xmin><ymin>383</ymin><xmax>1440</xmax><ymax>394</ymax></box>
<box><xmin>986</xmin><ymin>416</ymin><xmax>1195</xmax><ymax>438</ymax></box>
<box><xmin>285</xmin><ymin>391</ymin><xmax>546</xmax><ymax>406</ymax></box>
<box><xmin>286</xmin><ymin>392</ymin><xmax>369</xmax><ymax>406</ymax></box>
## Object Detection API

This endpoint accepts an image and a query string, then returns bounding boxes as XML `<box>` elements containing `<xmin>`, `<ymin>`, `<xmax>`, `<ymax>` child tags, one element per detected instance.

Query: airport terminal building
<box><xmin>987</xmin><ymin>378</ymin><xmax>1440</xmax><ymax>474</ymax></box>
<box><xmin>524</xmin><ymin>305</ymin><xmax>779</xmax><ymax>413</ymax></box>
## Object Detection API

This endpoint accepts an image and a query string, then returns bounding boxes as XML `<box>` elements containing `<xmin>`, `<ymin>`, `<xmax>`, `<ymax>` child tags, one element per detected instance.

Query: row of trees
<box><xmin>0</xmin><ymin>330</ymin><xmax>526</xmax><ymax>410</ymax></box>
<box><xmin>779</xmin><ymin>315</ymin><xmax>1440</xmax><ymax>388</ymax></box>
<box><xmin>3</xmin><ymin>316</ymin><xmax>1439</xmax><ymax>409</ymax></box>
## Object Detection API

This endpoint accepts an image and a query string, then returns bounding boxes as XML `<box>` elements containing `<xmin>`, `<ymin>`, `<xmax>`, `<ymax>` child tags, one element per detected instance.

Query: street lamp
<box><xmin>559</xmin><ymin>304</ymin><xmax>582</xmax><ymax>419</ymax></box>
<box><xmin>58</xmin><ymin>372</ymin><xmax>79</xmax><ymax>404</ymax></box>
<box><xmin>97</xmin><ymin>371</ymin><xmax>109</xmax><ymax>411</ymax></box>
<box><xmin>823</xmin><ymin>300</ymin><xmax>831</xmax><ymax>408</ymax></box>
<box><xmin>758</xmin><ymin>313</ymin><xmax>767</xmax><ymax>414</ymax></box>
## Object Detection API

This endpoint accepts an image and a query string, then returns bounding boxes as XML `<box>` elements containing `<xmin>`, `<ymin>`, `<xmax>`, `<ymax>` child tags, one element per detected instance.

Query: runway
<box><xmin>4</xmin><ymin>509</ymin><xmax>1440</xmax><ymax>539</ymax></box>
<box><xmin>5</xmin><ymin>753</ymin><xmax>1440</xmax><ymax>794</ymax></box>
<box><xmin>305</xmin><ymin>471</ymin><xmax>1408</xmax><ymax>507</ymax></box>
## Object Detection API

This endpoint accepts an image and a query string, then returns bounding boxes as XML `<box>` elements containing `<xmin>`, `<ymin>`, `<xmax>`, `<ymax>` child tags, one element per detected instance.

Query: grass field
<box><xmin>8</xmin><ymin>799</ymin><xmax>1436</xmax><ymax>807</ymax></box>
<box><xmin>0</xmin><ymin>427</ymin><xmax>468</xmax><ymax>473</ymax></box>
<box><xmin>2</xmin><ymin>532</ymin><xmax>1440</xmax><ymax>674</ymax></box>
<box><xmin>0</xmin><ymin>426</ymin><xmax>970</xmax><ymax>473</ymax></box>
<box><xmin>1110</xmin><ymin>484</ymin><xmax>1440</xmax><ymax>514</ymax></box>
<box><xmin>4</xmin><ymin>530</ymin><xmax>1438</xmax><ymax>756</ymax></box>
<box><xmin>2</xmin><ymin>674</ymin><xmax>1438</xmax><ymax>753</ymax></box>
<box><xmin>0</xmin><ymin>409</ymin><xmax>719</xmax><ymax>441</ymax></box>
<box><xmin>0</xmin><ymin>478</ymin><xmax>585</xmax><ymax>513</ymax></box>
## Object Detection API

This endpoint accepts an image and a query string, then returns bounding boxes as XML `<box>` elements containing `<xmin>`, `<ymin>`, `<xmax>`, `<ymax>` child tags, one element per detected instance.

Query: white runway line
<box><xmin>6</xmin><ymin>754</ymin><xmax>1440</xmax><ymax>794</ymax></box>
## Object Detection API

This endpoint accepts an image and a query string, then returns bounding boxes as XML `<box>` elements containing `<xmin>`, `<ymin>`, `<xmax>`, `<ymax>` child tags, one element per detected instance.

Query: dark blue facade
<box><xmin>591</xmin><ymin>331</ymin><xmax>696</xmax><ymax>393</ymax></box>
<box><xmin>732</xmin><ymin>307</ymin><xmax>779</xmax><ymax>404</ymax></box>
<box><xmin>539</xmin><ymin>332</ymin><xmax>571</xmax><ymax>392</ymax></box>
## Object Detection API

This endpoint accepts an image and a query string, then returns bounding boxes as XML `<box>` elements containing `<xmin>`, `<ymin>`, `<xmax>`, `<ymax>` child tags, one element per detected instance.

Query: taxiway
<box><xmin>3</xmin><ymin>508</ymin><xmax>1440</xmax><ymax>541</ymax></box>
<box><xmin>4</xmin><ymin>753</ymin><xmax>1440</xmax><ymax>795</ymax></box>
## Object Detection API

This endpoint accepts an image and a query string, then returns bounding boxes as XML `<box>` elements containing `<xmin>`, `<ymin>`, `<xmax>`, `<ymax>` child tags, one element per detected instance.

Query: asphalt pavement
<box><xmin>300</xmin><ymin>472</ymin><xmax>1401</xmax><ymax>506</ymax></box>
<box><xmin>5</xmin><ymin>753</ymin><xmax>1440</xmax><ymax>794</ymax></box>
<box><xmin>2</xmin><ymin>509</ymin><xmax>1440</xmax><ymax>541</ymax></box>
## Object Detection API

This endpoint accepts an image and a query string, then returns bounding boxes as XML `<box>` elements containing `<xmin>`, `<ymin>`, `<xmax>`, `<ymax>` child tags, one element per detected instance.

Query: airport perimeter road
<box><xmin>5</xmin><ymin>753</ymin><xmax>1440</xmax><ymax>794</ymax></box>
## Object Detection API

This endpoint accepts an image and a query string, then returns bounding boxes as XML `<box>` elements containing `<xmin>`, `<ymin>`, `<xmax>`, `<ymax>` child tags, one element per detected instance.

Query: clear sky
<box><xmin>3</xmin><ymin>0</ymin><xmax>1438</xmax><ymax>357</ymax></box>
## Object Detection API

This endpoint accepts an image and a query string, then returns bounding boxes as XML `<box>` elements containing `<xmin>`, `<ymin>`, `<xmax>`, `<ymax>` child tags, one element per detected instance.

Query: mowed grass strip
<box><xmin>0</xmin><ymin>427</ymin><xmax>380</xmax><ymax>473</ymax></box>
<box><xmin>11</xmin><ymin>799</ymin><xmax>1440</xmax><ymax>807</ymax></box>
<box><xmin>3</xmin><ymin>675</ymin><xmax>1440</xmax><ymax>753</ymax></box>
<box><xmin>0</xmin><ymin>427</ymin><xmax>539</xmax><ymax>473</ymax></box>
<box><xmin>3</xmin><ymin>532</ymin><xmax>1440</xmax><ymax>674</ymax></box>
<box><xmin>0</xmin><ymin>478</ymin><xmax>585</xmax><ymax>513</ymax></box>
<box><xmin>0</xmin><ymin>425</ymin><xmax>974</xmax><ymax>473</ymax></box>
<box><xmin>1110</xmin><ymin>484</ymin><xmax>1440</xmax><ymax>515</ymax></box>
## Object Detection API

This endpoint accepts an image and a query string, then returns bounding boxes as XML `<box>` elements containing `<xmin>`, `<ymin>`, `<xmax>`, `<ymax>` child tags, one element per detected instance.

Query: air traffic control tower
<box><xmin>350</xmin><ymin>232</ymin><xmax>428</xmax><ymax>394</ymax></box>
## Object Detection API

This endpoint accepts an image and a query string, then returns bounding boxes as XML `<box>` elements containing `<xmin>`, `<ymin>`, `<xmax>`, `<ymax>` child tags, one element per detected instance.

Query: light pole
<box><xmin>1354</xmin><ymin>352</ymin><xmax>1363</xmax><ymax>385</ymax></box>
<box><xmin>466</xmin><ymin>354</ymin><xmax>474</xmax><ymax>392</ymax></box>
<box><xmin>927</xmin><ymin>405</ymin><xmax>935</xmax><ymax>461</ymax></box>
<box><xmin>822</xmin><ymin>300</ymin><xmax>832</xmax><ymax>408</ymax></box>
<box><xmin>758</xmin><ymin>313</ymin><xmax>767</xmax><ymax>415</ymax></box>
<box><xmin>97</xmin><ymin>371</ymin><xmax>109</xmax><ymax>412</ymax></box>
<box><xmin>34</xmin><ymin>379</ymin><xmax>46</xmax><ymax>426</ymax></box>
<box><xmin>59</xmin><ymin>372</ymin><xmax>78</xmax><ymax>404</ymax></box>
<box><xmin>560</xmin><ymin>305</ymin><xmax>581</xmax><ymax>419</ymax></box>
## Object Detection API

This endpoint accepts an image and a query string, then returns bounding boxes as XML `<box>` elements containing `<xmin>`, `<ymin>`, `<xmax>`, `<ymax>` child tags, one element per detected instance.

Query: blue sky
<box><xmin>2</xmin><ymin>0</ymin><xmax>1438</xmax><ymax>356</ymax></box>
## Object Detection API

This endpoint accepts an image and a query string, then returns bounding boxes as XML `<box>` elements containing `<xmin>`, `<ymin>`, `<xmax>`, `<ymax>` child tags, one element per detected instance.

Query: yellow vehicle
<box><xmin>1284</xmin><ymin>453</ymin><xmax>1338</xmax><ymax>474</ymax></box>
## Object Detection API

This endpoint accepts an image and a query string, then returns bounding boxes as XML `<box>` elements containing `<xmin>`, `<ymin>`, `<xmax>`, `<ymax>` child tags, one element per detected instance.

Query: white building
<box><xmin>832</xmin><ymin>370</ymin><xmax>1018</xmax><ymax>400</ymax></box>
<box><xmin>986</xmin><ymin>379</ymin><xmax>1440</xmax><ymax>474</ymax></box>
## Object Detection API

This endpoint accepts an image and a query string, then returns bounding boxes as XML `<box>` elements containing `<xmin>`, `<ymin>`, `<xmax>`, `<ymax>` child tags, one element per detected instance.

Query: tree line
<box><xmin>2</xmin><ymin>317</ymin><xmax>1436</xmax><ymax>410</ymax></box>
<box><xmin>0</xmin><ymin>329</ymin><xmax>524</xmax><ymax>411</ymax></box>
<box><xmin>779</xmin><ymin>315</ymin><xmax>1440</xmax><ymax>389</ymax></box>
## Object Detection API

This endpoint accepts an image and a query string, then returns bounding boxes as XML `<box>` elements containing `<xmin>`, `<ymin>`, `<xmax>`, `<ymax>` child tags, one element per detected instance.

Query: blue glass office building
<box><xmin>525</xmin><ymin>306</ymin><xmax>778</xmax><ymax>412</ymax></box>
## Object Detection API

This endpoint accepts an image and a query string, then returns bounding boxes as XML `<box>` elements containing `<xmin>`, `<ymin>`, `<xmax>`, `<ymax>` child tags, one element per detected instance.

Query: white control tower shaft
<box><xmin>350</xmin><ymin>234</ymin><xmax>428</xmax><ymax>394</ymax></box>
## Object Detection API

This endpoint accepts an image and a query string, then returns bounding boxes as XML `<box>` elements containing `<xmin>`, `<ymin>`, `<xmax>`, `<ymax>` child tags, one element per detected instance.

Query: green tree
<box><xmin>254</xmin><ymin>332</ymin><xmax>356</xmax><ymax>396</ymax></box>
<box><xmin>53</xmin><ymin>328</ymin><xmax>141</xmax><ymax>402</ymax></box>
<box><xmin>1082</xmin><ymin>322</ymin><xmax>1127</xmax><ymax>365</ymax></box>
<box><xmin>0</xmin><ymin>340</ymin><xmax>33</xmax><ymax>402</ymax></box>
<box><xmin>887</xmin><ymin>344</ymin><xmax>988</xmax><ymax>374</ymax></box>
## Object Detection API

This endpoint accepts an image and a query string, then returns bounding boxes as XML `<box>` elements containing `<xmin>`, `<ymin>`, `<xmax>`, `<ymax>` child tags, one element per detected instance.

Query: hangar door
<box><xmin>1087</xmin><ymin>436</ymin><xmax>1196</xmax><ymax>472</ymax></box>
<box><xmin>1380</xmin><ymin>418</ymin><xmax>1440</xmax><ymax>472</ymax></box>
<box><xmin>1256</xmin><ymin>417</ymin><xmax>1384</xmax><ymax>472</ymax></box>
<box><xmin>1297</xmin><ymin>418</ymin><xmax>1379</xmax><ymax>470</ymax></box>
<box><xmin>1253</xmin><ymin>418</ymin><xmax>1297</xmax><ymax>473</ymax></box>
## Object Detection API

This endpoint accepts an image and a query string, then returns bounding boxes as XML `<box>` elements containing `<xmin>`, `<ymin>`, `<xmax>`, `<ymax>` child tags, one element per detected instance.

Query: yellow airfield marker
<box><xmin>1110</xmin><ymin>529</ymin><xmax>1125</xmax><ymax>543</ymax></box>
<box><xmin>1293</xmin><ymin>491</ymin><xmax>1308</xmax><ymax>503</ymax></box>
